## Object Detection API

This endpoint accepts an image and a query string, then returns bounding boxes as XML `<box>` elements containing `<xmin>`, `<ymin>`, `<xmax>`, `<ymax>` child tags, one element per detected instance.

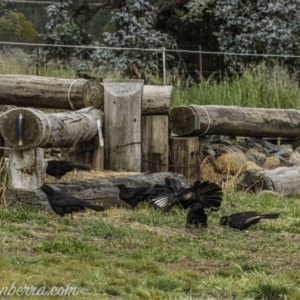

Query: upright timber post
<box><xmin>9</xmin><ymin>148</ymin><xmax>47</xmax><ymax>189</ymax></box>
<box><xmin>141</xmin><ymin>115</ymin><xmax>169</xmax><ymax>172</ymax></box>
<box><xmin>169</xmin><ymin>136</ymin><xmax>200</xmax><ymax>183</ymax></box>
<box><xmin>103</xmin><ymin>79</ymin><xmax>144</xmax><ymax>172</ymax></box>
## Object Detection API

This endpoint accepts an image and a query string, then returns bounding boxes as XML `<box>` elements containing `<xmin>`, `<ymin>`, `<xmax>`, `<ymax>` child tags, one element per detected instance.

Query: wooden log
<box><xmin>0</xmin><ymin>107</ymin><xmax>103</xmax><ymax>150</ymax></box>
<box><xmin>141</xmin><ymin>115</ymin><xmax>169</xmax><ymax>172</ymax></box>
<box><xmin>142</xmin><ymin>85</ymin><xmax>173</xmax><ymax>115</ymax></box>
<box><xmin>0</xmin><ymin>75</ymin><xmax>104</xmax><ymax>109</ymax></box>
<box><xmin>104</xmin><ymin>79</ymin><xmax>144</xmax><ymax>172</ymax></box>
<box><xmin>169</xmin><ymin>136</ymin><xmax>200</xmax><ymax>183</ymax></box>
<box><xmin>169</xmin><ymin>105</ymin><xmax>300</xmax><ymax>138</ymax></box>
<box><xmin>4</xmin><ymin>172</ymin><xmax>189</xmax><ymax>209</ymax></box>
<box><xmin>8</xmin><ymin>148</ymin><xmax>47</xmax><ymax>189</ymax></box>
<box><xmin>236</xmin><ymin>165</ymin><xmax>300</xmax><ymax>196</ymax></box>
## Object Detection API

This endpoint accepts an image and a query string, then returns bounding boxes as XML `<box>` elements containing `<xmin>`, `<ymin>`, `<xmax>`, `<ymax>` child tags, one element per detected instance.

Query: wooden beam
<box><xmin>0</xmin><ymin>107</ymin><xmax>103</xmax><ymax>150</ymax></box>
<box><xmin>142</xmin><ymin>85</ymin><xmax>173</xmax><ymax>115</ymax></box>
<box><xmin>0</xmin><ymin>75</ymin><xmax>104</xmax><ymax>109</ymax></box>
<box><xmin>103</xmin><ymin>79</ymin><xmax>144</xmax><ymax>172</ymax></box>
<box><xmin>169</xmin><ymin>105</ymin><xmax>300</xmax><ymax>138</ymax></box>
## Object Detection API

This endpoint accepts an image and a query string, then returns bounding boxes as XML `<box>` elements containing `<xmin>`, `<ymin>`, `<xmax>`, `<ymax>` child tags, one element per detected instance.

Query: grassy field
<box><xmin>0</xmin><ymin>190</ymin><xmax>299</xmax><ymax>300</ymax></box>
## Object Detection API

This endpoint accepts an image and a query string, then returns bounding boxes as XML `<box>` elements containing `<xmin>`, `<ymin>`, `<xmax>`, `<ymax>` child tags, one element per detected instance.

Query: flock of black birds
<box><xmin>41</xmin><ymin>159</ymin><xmax>280</xmax><ymax>231</ymax></box>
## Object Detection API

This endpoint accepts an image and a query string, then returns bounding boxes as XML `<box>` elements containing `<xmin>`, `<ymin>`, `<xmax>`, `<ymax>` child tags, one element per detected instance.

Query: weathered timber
<box><xmin>169</xmin><ymin>137</ymin><xmax>200</xmax><ymax>183</ymax></box>
<box><xmin>104</xmin><ymin>79</ymin><xmax>144</xmax><ymax>172</ymax></box>
<box><xmin>0</xmin><ymin>107</ymin><xmax>103</xmax><ymax>150</ymax></box>
<box><xmin>65</xmin><ymin>136</ymin><xmax>104</xmax><ymax>170</ymax></box>
<box><xmin>170</xmin><ymin>105</ymin><xmax>300</xmax><ymax>138</ymax></box>
<box><xmin>141</xmin><ymin>115</ymin><xmax>169</xmax><ymax>172</ymax></box>
<box><xmin>5</xmin><ymin>172</ymin><xmax>189</xmax><ymax>210</ymax></box>
<box><xmin>142</xmin><ymin>85</ymin><xmax>173</xmax><ymax>115</ymax></box>
<box><xmin>236</xmin><ymin>165</ymin><xmax>300</xmax><ymax>196</ymax></box>
<box><xmin>9</xmin><ymin>148</ymin><xmax>47</xmax><ymax>189</ymax></box>
<box><xmin>0</xmin><ymin>75</ymin><xmax>104</xmax><ymax>109</ymax></box>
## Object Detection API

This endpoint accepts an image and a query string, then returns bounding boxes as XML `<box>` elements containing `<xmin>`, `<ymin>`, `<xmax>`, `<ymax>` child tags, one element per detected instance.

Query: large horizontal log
<box><xmin>170</xmin><ymin>105</ymin><xmax>300</xmax><ymax>138</ymax></box>
<box><xmin>142</xmin><ymin>85</ymin><xmax>173</xmax><ymax>115</ymax></box>
<box><xmin>0</xmin><ymin>75</ymin><xmax>104</xmax><ymax>109</ymax></box>
<box><xmin>0</xmin><ymin>107</ymin><xmax>103</xmax><ymax>150</ymax></box>
<box><xmin>235</xmin><ymin>165</ymin><xmax>300</xmax><ymax>196</ymax></box>
<box><xmin>4</xmin><ymin>172</ymin><xmax>189</xmax><ymax>210</ymax></box>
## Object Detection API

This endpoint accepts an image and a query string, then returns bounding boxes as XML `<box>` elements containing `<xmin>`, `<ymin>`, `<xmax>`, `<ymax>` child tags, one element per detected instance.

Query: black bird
<box><xmin>150</xmin><ymin>178</ymin><xmax>223</xmax><ymax>211</ymax></box>
<box><xmin>46</xmin><ymin>160</ymin><xmax>90</xmax><ymax>180</ymax></box>
<box><xmin>220</xmin><ymin>211</ymin><xmax>280</xmax><ymax>231</ymax></box>
<box><xmin>117</xmin><ymin>184</ymin><xmax>175</xmax><ymax>209</ymax></box>
<box><xmin>186</xmin><ymin>203</ymin><xmax>208</xmax><ymax>229</ymax></box>
<box><xmin>39</xmin><ymin>184</ymin><xmax>105</xmax><ymax>218</ymax></box>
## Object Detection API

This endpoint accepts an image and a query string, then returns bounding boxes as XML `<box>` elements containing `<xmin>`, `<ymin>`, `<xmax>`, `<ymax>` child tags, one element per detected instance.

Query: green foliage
<box><xmin>0</xmin><ymin>11</ymin><xmax>38</xmax><ymax>43</ymax></box>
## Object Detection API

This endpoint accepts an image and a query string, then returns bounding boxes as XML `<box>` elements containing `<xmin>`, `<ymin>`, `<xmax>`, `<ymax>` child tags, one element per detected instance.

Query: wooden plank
<box><xmin>103</xmin><ymin>79</ymin><xmax>144</xmax><ymax>172</ymax></box>
<box><xmin>170</xmin><ymin>105</ymin><xmax>300</xmax><ymax>138</ymax></box>
<box><xmin>169</xmin><ymin>136</ymin><xmax>200</xmax><ymax>183</ymax></box>
<box><xmin>141</xmin><ymin>115</ymin><xmax>169</xmax><ymax>172</ymax></box>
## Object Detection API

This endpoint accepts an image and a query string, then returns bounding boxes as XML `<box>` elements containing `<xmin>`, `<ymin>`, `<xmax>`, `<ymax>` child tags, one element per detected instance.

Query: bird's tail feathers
<box><xmin>260</xmin><ymin>213</ymin><xmax>280</xmax><ymax>219</ymax></box>
<box><xmin>195</xmin><ymin>181</ymin><xmax>223</xmax><ymax>209</ymax></box>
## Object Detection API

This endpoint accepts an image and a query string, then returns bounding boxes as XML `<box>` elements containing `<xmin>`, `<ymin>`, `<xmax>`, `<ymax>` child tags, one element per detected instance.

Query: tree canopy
<box><xmin>7</xmin><ymin>0</ymin><xmax>300</xmax><ymax>79</ymax></box>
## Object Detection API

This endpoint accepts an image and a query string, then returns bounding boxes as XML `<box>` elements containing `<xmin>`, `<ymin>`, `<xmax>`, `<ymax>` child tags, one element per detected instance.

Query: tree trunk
<box><xmin>236</xmin><ymin>165</ymin><xmax>300</xmax><ymax>196</ymax></box>
<box><xmin>0</xmin><ymin>75</ymin><xmax>104</xmax><ymax>110</ymax></box>
<box><xmin>170</xmin><ymin>105</ymin><xmax>300</xmax><ymax>138</ymax></box>
<box><xmin>0</xmin><ymin>107</ymin><xmax>104</xmax><ymax>150</ymax></box>
<box><xmin>8</xmin><ymin>148</ymin><xmax>46</xmax><ymax>189</ymax></box>
<box><xmin>142</xmin><ymin>85</ymin><xmax>173</xmax><ymax>115</ymax></box>
<box><xmin>104</xmin><ymin>79</ymin><xmax>144</xmax><ymax>172</ymax></box>
<box><xmin>169</xmin><ymin>137</ymin><xmax>200</xmax><ymax>183</ymax></box>
<box><xmin>5</xmin><ymin>172</ymin><xmax>189</xmax><ymax>209</ymax></box>
<box><xmin>141</xmin><ymin>115</ymin><xmax>169</xmax><ymax>173</ymax></box>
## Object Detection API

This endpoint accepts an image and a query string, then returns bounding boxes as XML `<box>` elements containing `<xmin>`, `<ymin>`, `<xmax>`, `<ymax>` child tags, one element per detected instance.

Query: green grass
<box><xmin>0</xmin><ymin>191</ymin><xmax>300</xmax><ymax>299</ymax></box>
<box><xmin>172</xmin><ymin>63</ymin><xmax>300</xmax><ymax>109</ymax></box>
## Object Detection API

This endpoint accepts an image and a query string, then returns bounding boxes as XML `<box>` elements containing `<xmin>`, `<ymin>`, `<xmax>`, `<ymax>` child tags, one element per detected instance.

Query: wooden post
<box><xmin>169</xmin><ymin>136</ymin><xmax>200</xmax><ymax>183</ymax></box>
<box><xmin>170</xmin><ymin>105</ymin><xmax>300</xmax><ymax>138</ymax></box>
<box><xmin>66</xmin><ymin>136</ymin><xmax>104</xmax><ymax>170</ymax></box>
<box><xmin>103</xmin><ymin>79</ymin><xmax>144</xmax><ymax>172</ymax></box>
<box><xmin>0</xmin><ymin>75</ymin><xmax>104</xmax><ymax>109</ymax></box>
<box><xmin>141</xmin><ymin>115</ymin><xmax>169</xmax><ymax>173</ymax></box>
<box><xmin>0</xmin><ymin>107</ymin><xmax>104</xmax><ymax>150</ymax></box>
<box><xmin>8</xmin><ymin>148</ymin><xmax>46</xmax><ymax>189</ymax></box>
